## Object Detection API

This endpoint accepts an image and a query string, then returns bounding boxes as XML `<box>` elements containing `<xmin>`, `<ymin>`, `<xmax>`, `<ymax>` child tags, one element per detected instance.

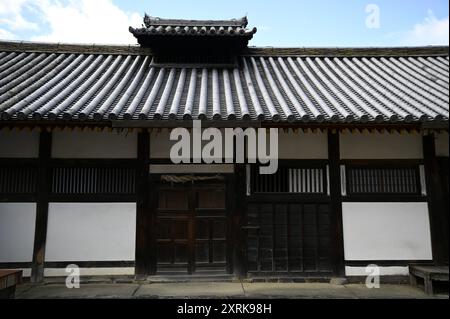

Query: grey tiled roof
<box><xmin>0</xmin><ymin>43</ymin><xmax>448</xmax><ymax>124</ymax></box>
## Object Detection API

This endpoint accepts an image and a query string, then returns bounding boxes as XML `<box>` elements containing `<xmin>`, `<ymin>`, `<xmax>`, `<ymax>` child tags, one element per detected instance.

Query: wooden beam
<box><xmin>43</xmin><ymin>261</ymin><xmax>135</xmax><ymax>268</ymax></box>
<box><xmin>328</xmin><ymin>131</ymin><xmax>346</xmax><ymax>277</ymax></box>
<box><xmin>233</xmin><ymin>164</ymin><xmax>247</xmax><ymax>278</ymax></box>
<box><xmin>135</xmin><ymin>131</ymin><xmax>151</xmax><ymax>279</ymax></box>
<box><xmin>423</xmin><ymin>134</ymin><xmax>447</xmax><ymax>265</ymax></box>
<box><xmin>31</xmin><ymin>131</ymin><xmax>52</xmax><ymax>283</ymax></box>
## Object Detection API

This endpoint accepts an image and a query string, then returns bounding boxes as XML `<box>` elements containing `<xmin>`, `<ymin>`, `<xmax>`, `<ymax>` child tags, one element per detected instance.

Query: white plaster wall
<box><xmin>435</xmin><ymin>133</ymin><xmax>449</xmax><ymax>157</ymax></box>
<box><xmin>342</xmin><ymin>202</ymin><xmax>432</xmax><ymax>261</ymax></box>
<box><xmin>150</xmin><ymin>129</ymin><xmax>328</xmax><ymax>159</ymax></box>
<box><xmin>150</xmin><ymin>129</ymin><xmax>230</xmax><ymax>159</ymax></box>
<box><xmin>0</xmin><ymin>203</ymin><xmax>36</xmax><ymax>262</ymax></box>
<box><xmin>150</xmin><ymin>130</ymin><xmax>172</xmax><ymax>159</ymax></box>
<box><xmin>345</xmin><ymin>266</ymin><xmax>409</xmax><ymax>276</ymax></box>
<box><xmin>278</xmin><ymin>130</ymin><xmax>328</xmax><ymax>159</ymax></box>
<box><xmin>340</xmin><ymin>132</ymin><xmax>423</xmax><ymax>159</ymax></box>
<box><xmin>0</xmin><ymin>130</ymin><xmax>39</xmax><ymax>158</ymax></box>
<box><xmin>44</xmin><ymin>267</ymin><xmax>135</xmax><ymax>277</ymax></box>
<box><xmin>52</xmin><ymin>130</ymin><xmax>137</xmax><ymax>158</ymax></box>
<box><xmin>45</xmin><ymin>203</ymin><xmax>136</xmax><ymax>261</ymax></box>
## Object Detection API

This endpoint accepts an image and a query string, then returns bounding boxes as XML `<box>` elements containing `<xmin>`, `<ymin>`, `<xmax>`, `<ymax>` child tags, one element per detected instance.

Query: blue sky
<box><xmin>0</xmin><ymin>0</ymin><xmax>448</xmax><ymax>47</ymax></box>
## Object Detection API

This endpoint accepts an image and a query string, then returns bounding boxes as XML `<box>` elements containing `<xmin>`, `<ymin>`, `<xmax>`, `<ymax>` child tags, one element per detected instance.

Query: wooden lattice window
<box><xmin>0</xmin><ymin>166</ymin><xmax>37</xmax><ymax>194</ymax></box>
<box><xmin>345</xmin><ymin>166</ymin><xmax>423</xmax><ymax>196</ymax></box>
<box><xmin>51</xmin><ymin>167</ymin><xmax>136</xmax><ymax>195</ymax></box>
<box><xmin>249</xmin><ymin>165</ymin><xmax>328</xmax><ymax>194</ymax></box>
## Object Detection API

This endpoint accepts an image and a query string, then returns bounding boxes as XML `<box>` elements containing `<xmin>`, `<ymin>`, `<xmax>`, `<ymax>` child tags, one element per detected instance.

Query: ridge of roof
<box><xmin>130</xmin><ymin>14</ymin><xmax>256</xmax><ymax>45</ymax></box>
<box><xmin>0</xmin><ymin>40</ymin><xmax>448</xmax><ymax>57</ymax></box>
<box><xmin>143</xmin><ymin>14</ymin><xmax>248</xmax><ymax>28</ymax></box>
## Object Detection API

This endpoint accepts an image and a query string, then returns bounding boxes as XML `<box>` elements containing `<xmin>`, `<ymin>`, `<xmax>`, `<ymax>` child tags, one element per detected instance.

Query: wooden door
<box><xmin>155</xmin><ymin>183</ymin><xmax>228</xmax><ymax>274</ymax></box>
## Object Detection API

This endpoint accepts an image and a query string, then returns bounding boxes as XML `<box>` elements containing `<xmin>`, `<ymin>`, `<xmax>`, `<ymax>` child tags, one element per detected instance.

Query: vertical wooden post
<box><xmin>233</xmin><ymin>163</ymin><xmax>247</xmax><ymax>278</ymax></box>
<box><xmin>31</xmin><ymin>131</ymin><xmax>52</xmax><ymax>283</ymax></box>
<box><xmin>328</xmin><ymin>131</ymin><xmax>345</xmax><ymax>276</ymax></box>
<box><xmin>135</xmin><ymin>130</ymin><xmax>150</xmax><ymax>278</ymax></box>
<box><xmin>423</xmin><ymin>134</ymin><xmax>446</xmax><ymax>265</ymax></box>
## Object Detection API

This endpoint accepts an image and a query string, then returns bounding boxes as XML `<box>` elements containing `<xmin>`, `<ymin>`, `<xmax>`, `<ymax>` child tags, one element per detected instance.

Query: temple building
<box><xmin>0</xmin><ymin>14</ymin><xmax>448</xmax><ymax>282</ymax></box>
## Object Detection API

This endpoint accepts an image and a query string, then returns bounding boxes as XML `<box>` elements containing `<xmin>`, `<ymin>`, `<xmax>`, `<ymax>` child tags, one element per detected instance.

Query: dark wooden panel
<box><xmin>197</xmin><ymin>189</ymin><xmax>225</xmax><ymax>208</ymax></box>
<box><xmin>195</xmin><ymin>222</ymin><xmax>226</xmax><ymax>268</ymax></box>
<box><xmin>156</xmin><ymin>189</ymin><xmax>191</xmax><ymax>273</ymax></box>
<box><xmin>158</xmin><ymin>189</ymin><xmax>189</xmax><ymax>210</ymax></box>
<box><xmin>246</xmin><ymin>202</ymin><xmax>334</xmax><ymax>275</ymax></box>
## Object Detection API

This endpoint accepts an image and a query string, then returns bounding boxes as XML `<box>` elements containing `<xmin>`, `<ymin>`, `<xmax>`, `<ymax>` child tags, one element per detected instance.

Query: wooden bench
<box><xmin>409</xmin><ymin>265</ymin><xmax>449</xmax><ymax>295</ymax></box>
<box><xmin>0</xmin><ymin>270</ymin><xmax>23</xmax><ymax>299</ymax></box>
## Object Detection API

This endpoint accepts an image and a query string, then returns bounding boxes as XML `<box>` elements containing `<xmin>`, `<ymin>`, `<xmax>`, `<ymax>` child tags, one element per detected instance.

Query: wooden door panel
<box><xmin>156</xmin><ymin>188</ymin><xmax>191</xmax><ymax>273</ymax></box>
<box><xmin>194</xmin><ymin>214</ymin><xmax>227</xmax><ymax>271</ymax></box>
<box><xmin>212</xmin><ymin>220</ymin><xmax>226</xmax><ymax>239</ymax></box>
<box><xmin>157</xmin><ymin>242</ymin><xmax>173</xmax><ymax>264</ymax></box>
<box><xmin>174</xmin><ymin>244</ymin><xmax>188</xmax><ymax>263</ymax></box>
<box><xmin>173</xmin><ymin>220</ymin><xmax>189</xmax><ymax>240</ymax></box>
<box><xmin>195</xmin><ymin>219</ymin><xmax>209</xmax><ymax>239</ymax></box>
<box><xmin>158</xmin><ymin>190</ymin><xmax>189</xmax><ymax>210</ymax></box>
<box><xmin>197</xmin><ymin>189</ymin><xmax>226</xmax><ymax>208</ymax></box>
<box><xmin>212</xmin><ymin>241</ymin><xmax>227</xmax><ymax>263</ymax></box>
<box><xmin>195</xmin><ymin>242</ymin><xmax>210</xmax><ymax>263</ymax></box>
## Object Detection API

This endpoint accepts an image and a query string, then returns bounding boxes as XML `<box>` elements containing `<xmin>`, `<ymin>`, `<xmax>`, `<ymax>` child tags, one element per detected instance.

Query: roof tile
<box><xmin>0</xmin><ymin>47</ymin><xmax>448</xmax><ymax>124</ymax></box>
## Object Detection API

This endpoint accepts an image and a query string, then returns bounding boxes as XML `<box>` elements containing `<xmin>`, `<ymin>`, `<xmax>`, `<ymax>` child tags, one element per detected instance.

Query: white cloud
<box><xmin>0</xmin><ymin>0</ymin><xmax>38</xmax><ymax>31</ymax></box>
<box><xmin>0</xmin><ymin>27</ymin><xmax>16</xmax><ymax>40</ymax></box>
<box><xmin>31</xmin><ymin>0</ymin><xmax>142</xmax><ymax>44</ymax></box>
<box><xmin>401</xmin><ymin>10</ymin><xmax>449</xmax><ymax>46</ymax></box>
<box><xmin>0</xmin><ymin>0</ymin><xmax>142</xmax><ymax>44</ymax></box>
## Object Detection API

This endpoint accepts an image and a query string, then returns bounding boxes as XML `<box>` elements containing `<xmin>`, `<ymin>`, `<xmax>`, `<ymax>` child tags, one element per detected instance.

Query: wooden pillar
<box><xmin>31</xmin><ymin>131</ymin><xmax>52</xmax><ymax>283</ymax></box>
<box><xmin>233</xmin><ymin>163</ymin><xmax>247</xmax><ymax>278</ymax></box>
<box><xmin>423</xmin><ymin>134</ymin><xmax>446</xmax><ymax>265</ymax></box>
<box><xmin>135</xmin><ymin>130</ymin><xmax>151</xmax><ymax>278</ymax></box>
<box><xmin>328</xmin><ymin>131</ymin><xmax>345</xmax><ymax>276</ymax></box>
